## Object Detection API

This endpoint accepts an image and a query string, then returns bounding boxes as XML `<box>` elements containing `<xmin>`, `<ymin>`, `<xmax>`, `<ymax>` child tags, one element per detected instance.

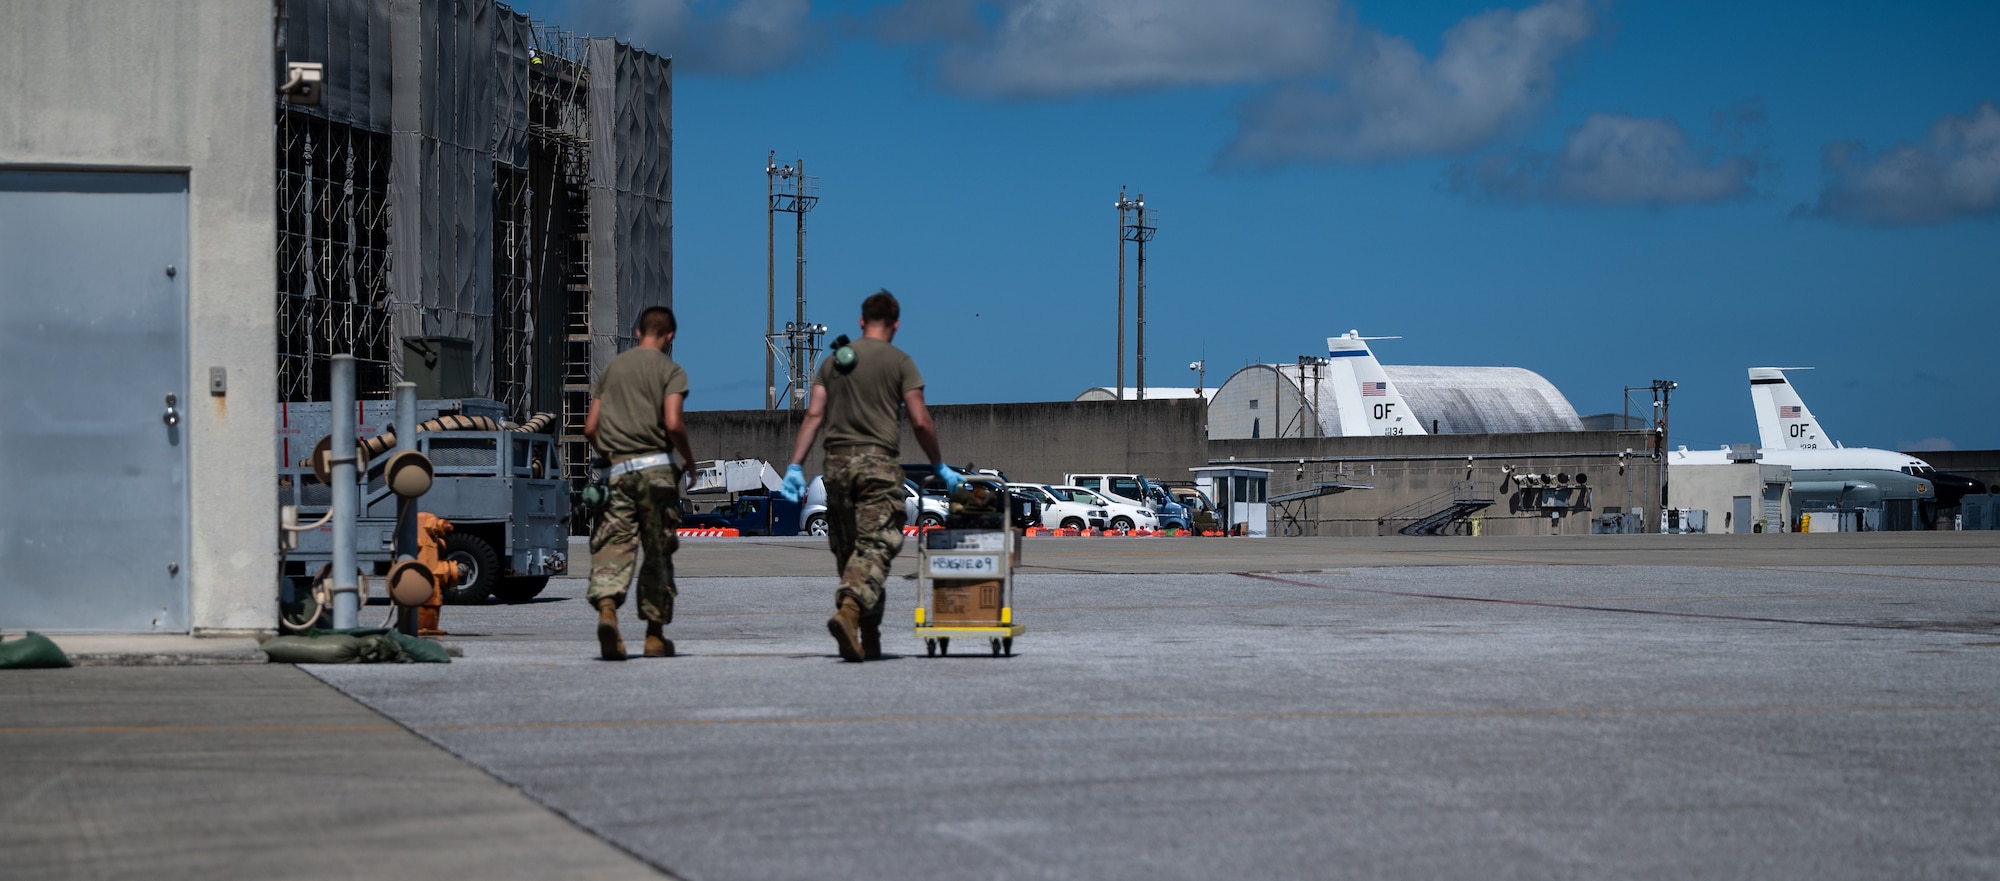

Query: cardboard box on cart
<box><xmin>930</xmin><ymin>578</ymin><xmax>1005</xmax><ymax>624</ymax></box>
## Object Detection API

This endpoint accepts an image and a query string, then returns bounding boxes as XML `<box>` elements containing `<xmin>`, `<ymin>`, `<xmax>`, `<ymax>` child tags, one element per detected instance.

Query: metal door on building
<box><xmin>0</xmin><ymin>171</ymin><xmax>190</xmax><ymax>631</ymax></box>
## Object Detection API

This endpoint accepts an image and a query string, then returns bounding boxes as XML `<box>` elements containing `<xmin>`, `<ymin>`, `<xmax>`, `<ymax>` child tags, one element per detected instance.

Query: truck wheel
<box><xmin>806</xmin><ymin>513</ymin><xmax>829</xmax><ymax>536</ymax></box>
<box><xmin>441</xmin><ymin>533</ymin><xmax>498</xmax><ymax>604</ymax></box>
<box><xmin>493</xmin><ymin>575</ymin><xmax>549</xmax><ymax>603</ymax></box>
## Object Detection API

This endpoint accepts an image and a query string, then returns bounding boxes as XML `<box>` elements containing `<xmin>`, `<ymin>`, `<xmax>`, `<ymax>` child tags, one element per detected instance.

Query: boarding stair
<box><xmin>1380</xmin><ymin>481</ymin><xmax>1496</xmax><ymax>536</ymax></box>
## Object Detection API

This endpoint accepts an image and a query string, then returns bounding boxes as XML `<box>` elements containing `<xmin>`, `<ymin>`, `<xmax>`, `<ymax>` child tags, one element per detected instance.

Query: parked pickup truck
<box><xmin>682</xmin><ymin>493</ymin><xmax>801</xmax><ymax>536</ymax></box>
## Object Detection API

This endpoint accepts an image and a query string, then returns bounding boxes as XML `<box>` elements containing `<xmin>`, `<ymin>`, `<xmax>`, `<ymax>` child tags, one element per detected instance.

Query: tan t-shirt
<box><xmin>591</xmin><ymin>347</ymin><xmax>689</xmax><ymax>463</ymax></box>
<box><xmin>817</xmin><ymin>336</ymin><xmax>922</xmax><ymax>454</ymax></box>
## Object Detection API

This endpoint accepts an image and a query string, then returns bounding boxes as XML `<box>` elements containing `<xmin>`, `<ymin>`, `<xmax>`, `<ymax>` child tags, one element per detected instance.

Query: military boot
<box><xmin>595</xmin><ymin>597</ymin><xmax>626</xmax><ymax>661</ymax></box>
<box><xmin>860</xmin><ymin>618</ymin><xmax>882</xmax><ymax>660</ymax></box>
<box><xmin>827</xmin><ymin>597</ymin><xmax>864</xmax><ymax>662</ymax></box>
<box><xmin>644</xmin><ymin>621</ymin><xmax>674</xmax><ymax>658</ymax></box>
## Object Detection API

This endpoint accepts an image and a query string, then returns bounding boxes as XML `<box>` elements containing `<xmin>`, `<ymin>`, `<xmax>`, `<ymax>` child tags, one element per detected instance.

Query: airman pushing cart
<box><xmin>914</xmin><ymin>476</ymin><xmax>1023</xmax><ymax>657</ymax></box>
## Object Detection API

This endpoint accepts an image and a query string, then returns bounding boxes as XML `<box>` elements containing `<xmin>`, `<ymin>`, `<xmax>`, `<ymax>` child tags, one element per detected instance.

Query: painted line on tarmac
<box><xmin>1236</xmin><ymin>572</ymin><xmax>1998</xmax><ymax>634</ymax></box>
<box><xmin>415</xmin><ymin>700</ymin><xmax>2000</xmax><ymax>734</ymax></box>
<box><xmin>1745</xmin><ymin>566</ymin><xmax>2000</xmax><ymax>587</ymax></box>
<box><xmin>0</xmin><ymin>723</ymin><xmax>400</xmax><ymax>736</ymax></box>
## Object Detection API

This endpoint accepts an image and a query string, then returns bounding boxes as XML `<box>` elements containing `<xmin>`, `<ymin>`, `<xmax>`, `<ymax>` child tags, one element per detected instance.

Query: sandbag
<box><xmin>352</xmin><ymin>633</ymin><xmax>405</xmax><ymax>663</ymax></box>
<box><xmin>285</xmin><ymin>627</ymin><xmax>449</xmax><ymax>664</ymax></box>
<box><xmin>0</xmin><ymin>632</ymin><xmax>72</xmax><ymax>669</ymax></box>
<box><xmin>261</xmin><ymin>633</ymin><xmax>364</xmax><ymax>664</ymax></box>
<box><xmin>387</xmin><ymin>631</ymin><xmax>451</xmax><ymax>663</ymax></box>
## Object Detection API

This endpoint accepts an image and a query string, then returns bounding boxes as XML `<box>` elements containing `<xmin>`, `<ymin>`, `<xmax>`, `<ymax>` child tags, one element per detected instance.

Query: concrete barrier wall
<box><xmin>690</xmin><ymin>401</ymin><xmax>1664</xmax><ymax>536</ymax></box>
<box><xmin>687</xmin><ymin>398</ymin><xmax>1208</xmax><ymax>485</ymax></box>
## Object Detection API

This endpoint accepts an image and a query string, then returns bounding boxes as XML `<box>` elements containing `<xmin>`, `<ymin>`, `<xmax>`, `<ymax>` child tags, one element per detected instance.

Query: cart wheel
<box><xmin>925</xmin><ymin>638</ymin><xmax>937</xmax><ymax>657</ymax></box>
<box><xmin>1002</xmin><ymin>637</ymin><xmax>1013</xmax><ymax>657</ymax></box>
<box><xmin>938</xmin><ymin>638</ymin><xmax>950</xmax><ymax>656</ymax></box>
<box><xmin>990</xmin><ymin>638</ymin><xmax>1001</xmax><ymax>657</ymax></box>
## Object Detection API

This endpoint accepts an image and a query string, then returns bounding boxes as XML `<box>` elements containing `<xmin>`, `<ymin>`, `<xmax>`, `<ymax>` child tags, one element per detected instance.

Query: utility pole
<box><xmin>1114</xmin><ymin>188</ymin><xmax>1132</xmax><ymax>400</ymax></box>
<box><xmin>1624</xmin><ymin>379</ymin><xmax>1676</xmax><ymax>532</ymax></box>
<box><xmin>766</xmin><ymin>152</ymin><xmax>775</xmax><ymax>410</ymax></box>
<box><xmin>767</xmin><ymin>155</ymin><xmax>819</xmax><ymax>410</ymax></box>
<box><xmin>1115</xmin><ymin>189</ymin><xmax>1155</xmax><ymax>400</ymax></box>
<box><xmin>1653</xmin><ymin>378</ymin><xmax>1675</xmax><ymax>518</ymax></box>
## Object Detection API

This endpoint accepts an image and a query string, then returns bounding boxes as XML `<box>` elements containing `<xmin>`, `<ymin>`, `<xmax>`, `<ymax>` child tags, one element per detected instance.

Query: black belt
<box><xmin>827</xmin><ymin>443</ymin><xmax>895</xmax><ymax>458</ymax></box>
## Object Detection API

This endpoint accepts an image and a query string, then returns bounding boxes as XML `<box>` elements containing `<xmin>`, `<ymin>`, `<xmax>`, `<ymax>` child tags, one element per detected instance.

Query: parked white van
<box><xmin>1052</xmin><ymin>484</ymin><xmax>1157</xmax><ymax>531</ymax></box>
<box><xmin>1063</xmin><ymin>474</ymin><xmax>1155</xmax><ymax>510</ymax></box>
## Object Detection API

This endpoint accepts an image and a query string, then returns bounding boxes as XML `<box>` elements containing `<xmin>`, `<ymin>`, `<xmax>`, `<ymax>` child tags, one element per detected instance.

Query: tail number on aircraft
<box><xmin>1373</xmin><ymin>403</ymin><xmax>1396</xmax><ymax>421</ymax></box>
<box><xmin>1788</xmin><ymin>423</ymin><xmax>1813</xmax><ymax>437</ymax></box>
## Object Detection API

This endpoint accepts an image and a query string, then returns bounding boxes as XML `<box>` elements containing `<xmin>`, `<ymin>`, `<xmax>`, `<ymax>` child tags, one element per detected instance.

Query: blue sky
<box><xmin>510</xmin><ymin>0</ymin><xmax>1998</xmax><ymax>453</ymax></box>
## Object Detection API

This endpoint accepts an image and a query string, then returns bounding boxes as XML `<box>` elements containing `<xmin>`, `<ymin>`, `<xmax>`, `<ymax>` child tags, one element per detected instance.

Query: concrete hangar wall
<box><xmin>689</xmin><ymin>400</ymin><xmax>1659</xmax><ymax>537</ymax></box>
<box><xmin>0</xmin><ymin>0</ymin><xmax>671</xmax><ymax>634</ymax></box>
<box><xmin>2</xmin><ymin>0</ymin><xmax>275</xmax><ymax>632</ymax></box>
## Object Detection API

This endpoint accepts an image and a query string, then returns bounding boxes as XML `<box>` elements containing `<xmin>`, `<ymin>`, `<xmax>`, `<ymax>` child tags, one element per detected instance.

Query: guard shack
<box><xmin>1192</xmin><ymin>466</ymin><xmax>1272</xmax><ymax>537</ymax></box>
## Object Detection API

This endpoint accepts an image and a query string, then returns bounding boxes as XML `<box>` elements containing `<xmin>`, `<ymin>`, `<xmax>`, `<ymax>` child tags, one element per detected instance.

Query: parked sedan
<box><xmin>1007</xmin><ymin>483</ymin><xmax>1108</xmax><ymax>531</ymax></box>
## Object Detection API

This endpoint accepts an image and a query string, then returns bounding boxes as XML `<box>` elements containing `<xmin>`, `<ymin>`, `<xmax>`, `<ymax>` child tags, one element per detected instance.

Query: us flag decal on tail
<box><xmin>1362</xmin><ymin>382</ymin><xmax>1387</xmax><ymax>397</ymax></box>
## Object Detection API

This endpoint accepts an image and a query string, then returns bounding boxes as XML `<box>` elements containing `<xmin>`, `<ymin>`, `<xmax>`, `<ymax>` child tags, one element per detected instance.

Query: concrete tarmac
<box><xmin>0</xmin><ymin>664</ymin><xmax>668</xmax><ymax>880</ymax></box>
<box><xmin>314</xmin><ymin>532</ymin><xmax>1995</xmax><ymax>880</ymax></box>
<box><xmin>7</xmin><ymin>532</ymin><xmax>1998</xmax><ymax>880</ymax></box>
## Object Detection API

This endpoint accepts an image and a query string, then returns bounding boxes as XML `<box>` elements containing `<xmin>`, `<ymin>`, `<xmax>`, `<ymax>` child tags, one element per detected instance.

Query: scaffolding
<box><xmin>520</xmin><ymin>23</ymin><xmax>596</xmax><ymax>490</ymax></box>
<box><xmin>275</xmin><ymin>1</ymin><xmax>668</xmax><ymax>528</ymax></box>
<box><xmin>492</xmin><ymin>165</ymin><xmax>534</xmax><ymax>417</ymax></box>
<box><xmin>276</xmin><ymin>110</ymin><xmax>395</xmax><ymax>402</ymax></box>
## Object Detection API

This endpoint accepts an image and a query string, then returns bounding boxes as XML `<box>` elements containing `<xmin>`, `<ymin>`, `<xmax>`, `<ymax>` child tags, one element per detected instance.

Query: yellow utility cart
<box><xmin>914</xmin><ymin>477</ymin><xmax>1023</xmax><ymax>657</ymax></box>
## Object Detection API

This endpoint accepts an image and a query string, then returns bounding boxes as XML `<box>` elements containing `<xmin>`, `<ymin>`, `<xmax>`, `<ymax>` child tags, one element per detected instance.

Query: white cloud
<box><xmin>875</xmin><ymin>0</ymin><xmax>1352</xmax><ymax>97</ymax></box>
<box><xmin>573</xmin><ymin>0</ymin><xmax>820</xmax><ymax>76</ymax></box>
<box><xmin>1451</xmin><ymin>114</ymin><xmax>1761</xmax><ymax>205</ymax></box>
<box><xmin>1219</xmin><ymin>0</ymin><xmax>1596</xmax><ymax>166</ymax></box>
<box><xmin>1798</xmin><ymin>102</ymin><xmax>2000</xmax><ymax>227</ymax></box>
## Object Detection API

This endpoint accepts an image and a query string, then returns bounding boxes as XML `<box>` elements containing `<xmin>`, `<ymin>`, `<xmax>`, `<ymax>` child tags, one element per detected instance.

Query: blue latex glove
<box><xmin>935</xmin><ymin>464</ymin><xmax>964</xmax><ymax>494</ymax></box>
<box><xmin>779</xmin><ymin>464</ymin><xmax>806</xmax><ymax>503</ymax></box>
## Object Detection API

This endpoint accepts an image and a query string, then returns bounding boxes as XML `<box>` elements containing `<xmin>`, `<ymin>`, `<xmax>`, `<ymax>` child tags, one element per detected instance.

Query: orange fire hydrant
<box><xmin>416</xmin><ymin>513</ymin><xmax>461</xmax><ymax>636</ymax></box>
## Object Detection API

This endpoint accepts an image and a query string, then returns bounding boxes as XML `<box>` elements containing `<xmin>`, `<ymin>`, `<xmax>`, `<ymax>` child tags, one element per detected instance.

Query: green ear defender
<box><xmin>830</xmin><ymin>335</ymin><xmax>856</xmax><ymax>371</ymax></box>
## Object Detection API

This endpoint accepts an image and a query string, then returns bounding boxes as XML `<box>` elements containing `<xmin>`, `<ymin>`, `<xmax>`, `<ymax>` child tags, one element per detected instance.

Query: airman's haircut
<box><xmin>636</xmin><ymin>305</ymin><xmax>676</xmax><ymax>338</ymax></box>
<box><xmin>861</xmin><ymin>290</ymin><xmax>899</xmax><ymax>325</ymax></box>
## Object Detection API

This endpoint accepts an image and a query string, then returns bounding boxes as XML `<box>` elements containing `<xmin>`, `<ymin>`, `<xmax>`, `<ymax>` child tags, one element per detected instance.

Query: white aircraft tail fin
<box><xmin>1749</xmin><ymin>367</ymin><xmax>1827</xmax><ymax>450</ymax></box>
<box><xmin>1326</xmin><ymin>330</ymin><xmax>1427</xmax><ymax>436</ymax></box>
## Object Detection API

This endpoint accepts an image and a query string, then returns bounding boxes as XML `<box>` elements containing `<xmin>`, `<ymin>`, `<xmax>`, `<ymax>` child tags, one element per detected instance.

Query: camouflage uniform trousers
<box><xmin>587</xmin><ymin>464</ymin><xmax>683</xmax><ymax>624</ymax></box>
<box><xmin>824</xmin><ymin>452</ymin><xmax>908</xmax><ymax>626</ymax></box>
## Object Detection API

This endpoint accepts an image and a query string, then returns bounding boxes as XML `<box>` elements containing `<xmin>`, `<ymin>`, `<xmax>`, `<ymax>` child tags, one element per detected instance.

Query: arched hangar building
<box><xmin>1206</xmin><ymin>363</ymin><xmax>1585</xmax><ymax>440</ymax></box>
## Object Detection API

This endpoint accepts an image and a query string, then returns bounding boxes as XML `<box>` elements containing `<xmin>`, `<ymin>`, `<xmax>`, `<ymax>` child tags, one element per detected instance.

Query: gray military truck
<box><xmin>278</xmin><ymin>398</ymin><xmax>568</xmax><ymax>604</ymax></box>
